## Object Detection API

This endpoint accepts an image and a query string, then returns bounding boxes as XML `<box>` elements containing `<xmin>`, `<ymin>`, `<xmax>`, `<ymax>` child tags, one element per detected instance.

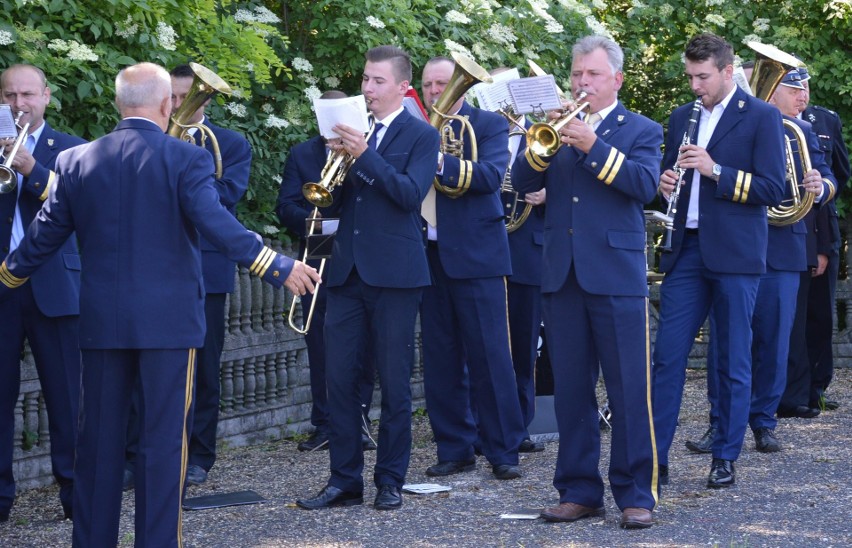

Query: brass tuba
<box><xmin>167</xmin><ymin>62</ymin><xmax>232</xmax><ymax>179</ymax></box>
<box><xmin>0</xmin><ymin>112</ymin><xmax>30</xmax><ymax>194</ymax></box>
<box><xmin>429</xmin><ymin>52</ymin><xmax>492</xmax><ymax>198</ymax></box>
<box><xmin>746</xmin><ymin>42</ymin><xmax>814</xmax><ymax>226</ymax></box>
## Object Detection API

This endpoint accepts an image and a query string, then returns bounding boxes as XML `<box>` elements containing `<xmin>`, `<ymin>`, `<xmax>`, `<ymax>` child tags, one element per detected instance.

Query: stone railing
<box><xmin>12</xmin><ymin>233</ymin><xmax>850</xmax><ymax>489</ymax></box>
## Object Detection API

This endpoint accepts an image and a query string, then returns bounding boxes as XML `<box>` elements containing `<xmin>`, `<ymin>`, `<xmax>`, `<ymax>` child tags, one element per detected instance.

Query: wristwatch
<box><xmin>711</xmin><ymin>163</ymin><xmax>722</xmax><ymax>182</ymax></box>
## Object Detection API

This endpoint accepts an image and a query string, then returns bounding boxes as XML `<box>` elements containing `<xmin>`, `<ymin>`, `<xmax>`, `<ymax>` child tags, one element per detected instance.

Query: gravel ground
<box><xmin>2</xmin><ymin>368</ymin><xmax>851</xmax><ymax>547</ymax></box>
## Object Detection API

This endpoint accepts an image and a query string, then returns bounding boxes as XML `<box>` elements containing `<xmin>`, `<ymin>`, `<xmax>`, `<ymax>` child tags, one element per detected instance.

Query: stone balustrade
<box><xmin>11</xmin><ymin>234</ymin><xmax>850</xmax><ymax>489</ymax></box>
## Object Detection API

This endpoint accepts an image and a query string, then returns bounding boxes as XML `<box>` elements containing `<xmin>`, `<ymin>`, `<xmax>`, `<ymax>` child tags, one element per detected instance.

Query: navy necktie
<box><xmin>367</xmin><ymin>122</ymin><xmax>384</xmax><ymax>149</ymax></box>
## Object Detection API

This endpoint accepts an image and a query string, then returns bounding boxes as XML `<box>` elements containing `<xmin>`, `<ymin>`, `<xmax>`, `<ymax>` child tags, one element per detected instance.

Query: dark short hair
<box><xmin>684</xmin><ymin>33</ymin><xmax>734</xmax><ymax>70</ymax></box>
<box><xmin>170</xmin><ymin>63</ymin><xmax>195</xmax><ymax>79</ymax></box>
<box><xmin>320</xmin><ymin>90</ymin><xmax>347</xmax><ymax>99</ymax></box>
<box><xmin>366</xmin><ymin>45</ymin><xmax>412</xmax><ymax>83</ymax></box>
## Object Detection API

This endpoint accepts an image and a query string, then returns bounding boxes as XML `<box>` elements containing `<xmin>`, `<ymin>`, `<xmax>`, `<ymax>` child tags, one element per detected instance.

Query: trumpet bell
<box><xmin>302</xmin><ymin>183</ymin><xmax>333</xmax><ymax>208</ymax></box>
<box><xmin>526</xmin><ymin>123</ymin><xmax>561</xmax><ymax>159</ymax></box>
<box><xmin>0</xmin><ymin>166</ymin><xmax>16</xmax><ymax>194</ymax></box>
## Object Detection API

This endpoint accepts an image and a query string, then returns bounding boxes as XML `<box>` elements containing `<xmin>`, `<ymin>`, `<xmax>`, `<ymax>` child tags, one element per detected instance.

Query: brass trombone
<box><xmin>167</xmin><ymin>62</ymin><xmax>232</xmax><ymax>179</ymax></box>
<box><xmin>0</xmin><ymin>112</ymin><xmax>30</xmax><ymax>194</ymax></box>
<box><xmin>287</xmin><ymin>207</ymin><xmax>326</xmax><ymax>335</ymax></box>
<box><xmin>288</xmin><ymin>120</ymin><xmax>375</xmax><ymax>334</ymax></box>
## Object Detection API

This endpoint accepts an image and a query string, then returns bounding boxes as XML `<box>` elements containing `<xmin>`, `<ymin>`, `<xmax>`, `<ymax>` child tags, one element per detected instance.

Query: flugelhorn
<box><xmin>167</xmin><ymin>62</ymin><xmax>232</xmax><ymax>179</ymax></box>
<box><xmin>746</xmin><ymin>41</ymin><xmax>814</xmax><ymax>226</ymax></box>
<box><xmin>525</xmin><ymin>91</ymin><xmax>590</xmax><ymax>163</ymax></box>
<box><xmin>0</xmin><ymin>112</ymin><xmax>30</xmax><ymax>194</ymax></box>
<box><xmin>430</xmin><ymin>52</ymin><xmax>492</xmax><ymax>198</ymax></box>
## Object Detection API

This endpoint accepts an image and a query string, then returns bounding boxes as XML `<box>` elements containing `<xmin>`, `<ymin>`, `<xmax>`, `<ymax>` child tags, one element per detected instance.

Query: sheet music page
<box><xmin>732</xmin><ymin>66</ymin><xmax>753</xmax><ymax>96</ymax></box>
<box><xmin>507</xmin><ymin>76</ymin><xmax>563</xmax><ymax>115</ymax></box>
<box><xmin>314</xmin><ymin>95</ymin><xmax>370</xmax><ymax>139</ymax></box>
<box><xmin>403</xmin><ymin>92</ymin><xmax>429</xmax><ymax>124</ymax></box>
<box><xmin>471</xmin><ymin>68</ymin><xmax>519</xmax><ymax>112</ymax></box>
<box><xmin>0</xmin><ymin>105</ymin><xmax>17</xmax><ymax>139</ymax></box>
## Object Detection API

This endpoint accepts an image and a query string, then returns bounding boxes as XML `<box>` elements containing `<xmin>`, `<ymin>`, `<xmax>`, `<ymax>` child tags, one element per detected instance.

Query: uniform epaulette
<box><xmin>812</xmin><ymin>105</ymin><xmax>839</xmax><ymax>118</ymax></box>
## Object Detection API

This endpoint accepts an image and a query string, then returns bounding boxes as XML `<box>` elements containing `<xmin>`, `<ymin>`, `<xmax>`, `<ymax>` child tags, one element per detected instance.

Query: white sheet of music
<box><xmin>313</xmin><ymin>95</ymin><xmax>370</xmax><ymax>139</ymax></box>
<box><xmin>472</xmin><ymin>68</ymin><xmax>519</xmax><ymax>112</ymax></box>
<box><xmin>0</xmin><ymin>105</ymin><xmax>17</xmax><ymax>139</ymax></box>
<box><xmin>507</xmin><ymin>76</ymin><xmax>563</xmax><ymax>115</ymax></box>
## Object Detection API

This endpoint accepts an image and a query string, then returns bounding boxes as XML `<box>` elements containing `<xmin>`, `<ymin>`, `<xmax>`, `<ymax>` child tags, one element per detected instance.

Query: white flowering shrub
<box><xmin>1</xmin><ymin>0</ymin><xmax>849</xmax><ymax>235</ymax></box>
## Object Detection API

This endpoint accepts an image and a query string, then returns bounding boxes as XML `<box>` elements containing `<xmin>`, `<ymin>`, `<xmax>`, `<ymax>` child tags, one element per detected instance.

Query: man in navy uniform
<box><xmin>799</xmin><ymin>67</ymin><xmax>850</xmax><ymax>411</ymax></box>
<box><xmin>689</xmin><ymin>68</ymin><xmax>836</xmax><ymax>456</ymax></box>
<box><xmin>513</xmin><ymin>35</ymin><xmax>662</xmax><ymax>529</ymax></box>
<box><xmin>296</xmin><ymin>45</ymin><xmax>439</xmax><ymax>511</ymax></box>
<box><xmin>419</xmin><ymin>55</ymin><xmax>526</xmax><ymax>481</ymax></box>
<box><xmin>0</xmin><ymin>63</ymin><xmax>85</xmax><ymax>522</ymax></box>
<box><xmin>652</xmin><ymin>34</ymin><xmax>786</xmax><ymax>490</ymax></box>
<box><xmin>275</xmin><ymin>91</ymin><xmax>376</xmax><ymax>453</ymax></box>
<box><xmin>170</xmin><ymin>63</ymin><xmax>253</xmax><ymax>486</ymax></box>
<box><xmin>0</xmin><ymin>62</ymin><xmax>319</xmax><ymax>547</ymax></box>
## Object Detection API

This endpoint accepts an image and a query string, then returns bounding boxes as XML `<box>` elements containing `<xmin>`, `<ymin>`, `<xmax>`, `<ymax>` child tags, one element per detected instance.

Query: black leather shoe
<box><xmin>658</xmin><ymin>464</ymin><xmax>669</xmax><ymax>486</ymax></box>
<box><xmin>297</xmin><ymin>485</ymin><xmax>364</xmax><ymax>510</ymax></box>
<box><xmin>185</xmin><ymin>464</ymin><xmax>208</xmax><ymax>486</ymax></box>
<box><xmin>706</xmin><ymin>458</ymin><xmax>735</xmax><ymax>488</ymax></box>
<box><xmin>492</xmin><ymin>464</ymin><xmax>522</xmax><ymax>480</ymax></box>
<box><xmin>685</xmin><ymin>426</ymin><xmax>716</xmax><ymax>454</ymax></box>
<box><xmin>777</xmin><ymin>405</ymin><xmax>820</xmax><ymax>419</ymax></box>
<box><xmin>298</xmin><ymin>430</ymin><xmax>330</xmax><ymax>452</ymax></box>
<box><xmin>519</xmin><ymin>438</ymin><xmax>545</xmax><ymax>453</ymax></box>
<box><xmin>426</xmin><ymin>459</ymin><xmax>476</xmax><ymax>477</ymax></box>
<box><xmin>362</xmin><ymin>432</ymin><xmax>377</xmax><ymax>451</ymax></box>
<box><xmin>374</xmin><ymin>485</ymin><xmax>402</xmax><ymax>510</ymax></box>
<box><xmin>753</xmin><ymin>427</ymin><xmax>781</xmax><ymax>453</ymax></box>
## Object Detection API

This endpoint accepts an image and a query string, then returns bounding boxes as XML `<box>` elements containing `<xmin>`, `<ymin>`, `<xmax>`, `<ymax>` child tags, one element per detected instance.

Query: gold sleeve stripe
<box><xmin>603</xmin><ymin>151</ymin><xmax>625</xmax><ymax>185</ymax></box>
<box><xmin>740</xmin><ymin>172</ymin><xmax>752</xmax><ymax>202</ymax></box>
<box><xmin>597</xmin><ymin>148</ymin><xmax>619</xmax><ymax>182</ymax></box>
<box><xmin>459</xmin><ymin>160</ymin><xmax>470</xmax><ymax>191</ymax></box>
<box><xmin>250</xmin><ymin>246</ymin><xmax>275</xmax><ymax>276</ymax></box>
<box><xmin>0</xmin><ymin>262</ymin><xmax>28</xmax><ymax>288</ymax></box>
<box><xmin>824</xmin><ymin>179</ymin><xmax>836</xmax><ymax>202</ymax></box>
<box><xmin>525</xmin><ymin>148</ymin><xmax>550</xmax><ymax>172</ymax></box>
<box><xmin>252</xmin><ymin>246</ymin><xmax>277</xmax><ymax>278</ymax></box>
<box><xmin>733</xmin><ymin>171</ymin><xmax>745</xmax><ymax>202</ymax></box>
<box><xmin>39</xmin><ymin>170</ymin><xmax>57</xmax><ymax>201</ymax></box>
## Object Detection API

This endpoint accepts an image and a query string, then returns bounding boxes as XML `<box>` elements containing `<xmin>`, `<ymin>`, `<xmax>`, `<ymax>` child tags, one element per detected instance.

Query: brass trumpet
<box><xmin>525</xmin><ymin>91</ymin><xmax>590</xmax><ymax>162</ymax></box>
<box><xmin>167</xmin><ymin>62</ymin><xmax>232</xmax><ymax>179</ymax></box>
<box><xmin>0</xmin><ymin>112</ymin><xmax>30</xmax><ymax>194</ymax></box>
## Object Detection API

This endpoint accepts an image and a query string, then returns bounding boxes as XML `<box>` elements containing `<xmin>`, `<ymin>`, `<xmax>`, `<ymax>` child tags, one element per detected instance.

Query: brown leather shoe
<box><xmin>540</xmin><ymin>502</ymin><xmax>605</xmax><ymax>522</ymax></box>
<box><xmin>620</xmin><ymin>507</ymin><xmax>653</xmax><ymax>529</ymax></box>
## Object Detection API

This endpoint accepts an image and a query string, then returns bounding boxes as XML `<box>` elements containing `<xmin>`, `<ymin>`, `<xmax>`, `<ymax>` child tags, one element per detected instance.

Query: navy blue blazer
<box><xmin>198</xmin><ymin>119</ymin><xmax>251</xmax><ymax>294</ymax></box>
<box><xmin>325</xmin><ymin>109</ymin><xmax>439</xmax><ymax>289</ymax></box>
<box><xmin>659</xmin><ymin>87</ymin><xmax>787</xmax><ymax>275</ymax></box>
<box><xmin>276</xmin><ymin>135</ymin><xmax>331</xmax><ymax>247</ymax></box>
<box><xmin>0</xmin><ymin>123</ymin><xmax>85</xmax><ymax>316</ymax></box>
<box><xmin>433</xmin><ymin>101</ymin><xmax>512</xmax><ymax>279</ymax></box>
<box><xmin>804</xmin><ymin>104</ymin><xmax>850</xmax><ymax>248</ymax></box>
<box><xmin>506</xmin><ymin>132</ymin><xmax>544</xmax><ymax>287</ymax></box>
<box><xmin>513</xmin><ymin>102</ymin><xmax>662</xmax><ymax>297</ymax></box>
<box><xmin>0</xmin><ymin>118</ymin><xmax>292</xmax><ymax>349</ymax></box>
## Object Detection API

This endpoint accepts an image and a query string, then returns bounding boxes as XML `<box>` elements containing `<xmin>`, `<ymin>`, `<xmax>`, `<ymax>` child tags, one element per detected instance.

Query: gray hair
<box><xmin>572</xmin><ymin>35</ymin><xmax>624</xmax><ymax>75</ymax></box>
<box><xmin>115</xmin><ymin>63</ymin><xmax>171</xmax><ymax>109</ymax></box>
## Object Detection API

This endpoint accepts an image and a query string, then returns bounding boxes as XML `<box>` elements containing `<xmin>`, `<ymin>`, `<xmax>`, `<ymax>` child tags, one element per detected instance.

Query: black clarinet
<box><xmin>658</xmin><ymin>98</ymin><xmax>702</xmax><ymax>252</ymax></box>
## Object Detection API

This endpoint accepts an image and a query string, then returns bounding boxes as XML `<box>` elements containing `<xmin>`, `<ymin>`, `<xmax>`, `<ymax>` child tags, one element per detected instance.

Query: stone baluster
<box><xmin>243</xmin><ymin>356</ymin><xmax>257</xmax><ymax>409</ymax></box>
<box><xmin>232</xmin><ymin>358</ymin><xmax>245</xmax><ymax>411</ymax></box>
<box><xmin>220</xmin><ymin>358</ymin><xmax>235</xmax><ymax>414</ymax></box>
